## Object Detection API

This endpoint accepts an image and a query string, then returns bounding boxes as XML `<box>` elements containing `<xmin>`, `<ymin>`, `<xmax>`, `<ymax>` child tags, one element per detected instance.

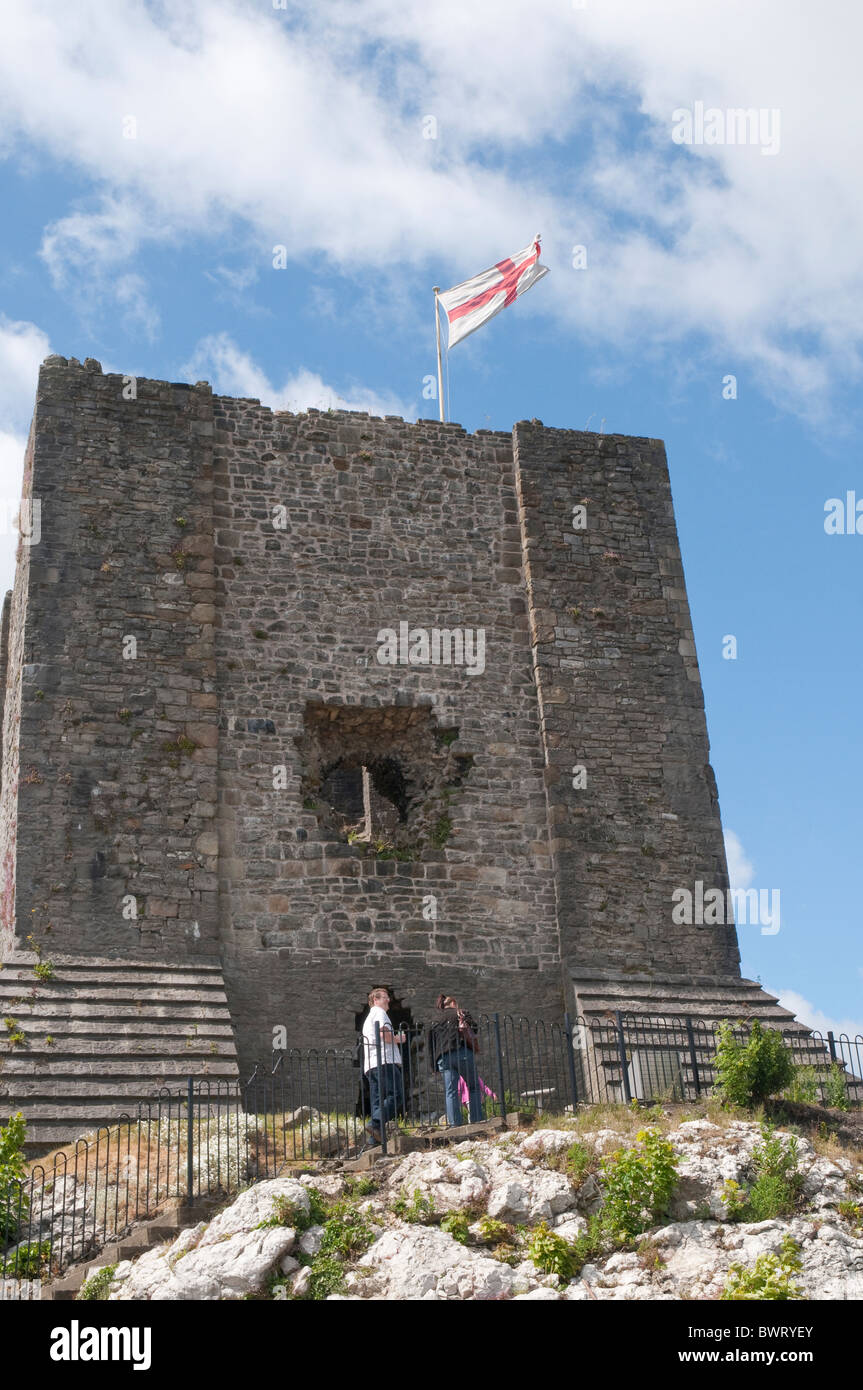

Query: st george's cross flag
<box><xmin>437</xmin><ymin>236</ymin><xmax>550</xmax><ymax>349</ymax></box>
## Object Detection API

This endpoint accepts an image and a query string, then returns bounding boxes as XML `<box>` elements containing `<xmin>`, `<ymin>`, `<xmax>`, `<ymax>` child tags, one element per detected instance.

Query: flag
<box><xmin>437</xmin><ymin>236</ymin><xmax>550</xmax><ymax>349</ymax></box>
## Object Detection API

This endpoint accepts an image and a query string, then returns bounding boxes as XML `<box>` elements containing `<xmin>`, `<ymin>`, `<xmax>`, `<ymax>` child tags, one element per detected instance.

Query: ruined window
<box><xmin>320</xmin><ymin>759</ymin><xmax>406</xmax><ymax>842</ymax></box>
<box><xmin>298</xmin><ymin>703</ymin><xmax>473</xmax><ymax>857</ymax></box>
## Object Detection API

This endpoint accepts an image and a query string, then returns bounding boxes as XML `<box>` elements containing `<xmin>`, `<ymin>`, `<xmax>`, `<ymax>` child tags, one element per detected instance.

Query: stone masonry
<box><xmin>0</xmin><ymin>357</ymin><xmax>795</xmax><ymax>1135</ymax></box>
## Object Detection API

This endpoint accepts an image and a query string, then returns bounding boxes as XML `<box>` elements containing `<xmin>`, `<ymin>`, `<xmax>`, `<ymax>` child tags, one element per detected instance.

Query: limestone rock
<box><xmin>298</xmin><ymin>1224</ymin><xmax>325</xmax><ymax>1257</ymax></box>
<box><xmin>199</xmin><ymin>1177</ymin><xmax>308</xmax><ymax>1244</ymax></box>
<box><xmin>356</xmin><ymin>1223</ymin><xmax>525</xmax><ymax>1300</ymax></box>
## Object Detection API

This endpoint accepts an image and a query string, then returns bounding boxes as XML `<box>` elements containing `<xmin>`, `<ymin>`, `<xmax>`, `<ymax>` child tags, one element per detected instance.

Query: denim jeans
<box><xmin>437</xmin><ymin>1046</ymin><xmax>484</xmax><ymax>1125</ymax></box>
<box><xmin>366</xmin><ymin>1063</ymin><xmax>404</xmax><ymax>1132</ymax></box>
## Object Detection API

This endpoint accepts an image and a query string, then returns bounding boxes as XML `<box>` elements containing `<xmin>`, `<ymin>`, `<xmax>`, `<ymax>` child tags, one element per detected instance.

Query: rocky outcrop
<box><xmin>97</xmin><ymin>1117</ymin><xmax>863</xmax><ymax>1301</ymax></box>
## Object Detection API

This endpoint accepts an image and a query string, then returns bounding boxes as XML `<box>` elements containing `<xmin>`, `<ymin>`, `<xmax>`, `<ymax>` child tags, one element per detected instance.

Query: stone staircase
<box><xmin>571</xmin><ymin>972</ymin><xmax>808</xmax><ymax>1032</ymax></box>
<box><xmin>570</xmin><ymin>972</ymin><xmax>823</xmax><ymax>1103</ymax></box>
<box><xmin>0</xmin><ymin>954</ymin><xmax>239</xmax><ymax>1151</ymax></box>
<box><xmin>42</xmin><ymin>1197</ymin><xmax>223</xmax><ymax>1301</ymax></box>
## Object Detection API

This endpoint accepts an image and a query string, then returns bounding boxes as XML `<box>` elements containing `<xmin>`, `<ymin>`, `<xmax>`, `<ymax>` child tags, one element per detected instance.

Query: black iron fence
<box><xmin>2</xmin><ymin>1012</ymin><xmax>861</xmax><ymax>1297</ymax></box>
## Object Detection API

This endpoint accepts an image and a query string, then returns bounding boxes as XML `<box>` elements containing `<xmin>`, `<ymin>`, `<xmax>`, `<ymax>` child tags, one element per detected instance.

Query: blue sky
<box><xmin>0</xmin><ymin>0</ymin><xmax>860</xmax><ymax>1036</ymax></box>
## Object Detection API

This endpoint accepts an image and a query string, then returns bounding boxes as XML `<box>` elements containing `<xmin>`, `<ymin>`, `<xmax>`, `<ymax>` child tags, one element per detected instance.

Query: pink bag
<box><xmin>457</xmin><ymin>1074</ymin><xmax>497</xmax><ymax>1104</ymax></box>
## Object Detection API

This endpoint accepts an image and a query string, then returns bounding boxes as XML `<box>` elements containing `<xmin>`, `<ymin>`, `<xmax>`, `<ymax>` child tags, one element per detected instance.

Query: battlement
<box><xmin>0</xmin><ymin>356</ymin><xmax>740</xmax><ymax>1077</ymax></box>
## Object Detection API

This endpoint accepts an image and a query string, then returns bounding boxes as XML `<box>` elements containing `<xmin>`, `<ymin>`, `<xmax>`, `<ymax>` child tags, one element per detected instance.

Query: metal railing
<box><xmin>2</xmin><ymin>1011</ymin><xmax>860</xmax><ymax>1297</ymax></box>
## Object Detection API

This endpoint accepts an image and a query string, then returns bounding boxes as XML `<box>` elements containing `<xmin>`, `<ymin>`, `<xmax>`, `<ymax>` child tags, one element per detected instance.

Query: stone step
<box><xmin>0</xmin><ymin>1020</ymin><xmax>235</xmax><ymax>1037</ymax></box>
<box><xmin>0</xmin><ymin>984</ymin><xmax>231</xmax><ymax>1004</ymax></box>
<box><xmin>571</xmin><ymin>974</ymin><xmax>810</xmax><ymax>1030</ymax></box>
<box><xmin>4</xmin><ymin>1056</ymin><xmax>239</xmax><ymax>1078</ymax></box>
<box><xmin>0</xmin><ymin>965</ymin><xmax>229</xmax><ymax>986</ymax></box>
<box><xmin>2</xmin><ymin>953</ymin><xmax>225</xmax><ymax>969</ymax></box>
<box><xmin>2</xmin><ymin>1041</ymin><xmax>238</xmax><ymax>1063</ymax></box>
<box><xmin>40</xmin><ymin>1199</ymin><xmax>221</xmax><ymax>1299</ymax></box>
<box><xmin>2</xmin><ymin>1068</ymin><xmax>240</xmax><ymax>1097</ymax></box>
<box><xmin>1</xmin><ymin>1015</ymin><xmax>234</xmax><ymax>1032</ymax></box>
<box><xmin>0</xmin><ymin>952</ymin><xmax>240</xmax><ymax>1148</ymax></box>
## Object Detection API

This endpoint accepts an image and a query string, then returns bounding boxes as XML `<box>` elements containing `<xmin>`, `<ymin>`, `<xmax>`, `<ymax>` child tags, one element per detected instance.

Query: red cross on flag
<box><xmin>437</xmin><ymin>236</ymin><xmax>550</xmax><ymax>349</ymax></box>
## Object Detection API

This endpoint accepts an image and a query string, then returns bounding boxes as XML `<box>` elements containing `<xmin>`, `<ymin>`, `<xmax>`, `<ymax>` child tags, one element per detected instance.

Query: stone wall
<box><xmin>211</xmin><ymin>398</ymin><xmax>560</xmax><ymax>1064</ymax></box>
<box><xmin>4</xmin><ymin>358</ymin><xmax>220</xmax><ymax>958</ymax></box>
<box><xmin>1</xmin><ymin>360</ymin><xmax>742</xmax><ymax>1076</ymax></box>
<box><xmin>0</xmin><ymin>423</ymin><xmax>35</xmax><ymax>954</ymax></box>
<box><xmin>513</xmin><ymin>423</ymin><xmax>740</xmax><ymax>983</ymax></box>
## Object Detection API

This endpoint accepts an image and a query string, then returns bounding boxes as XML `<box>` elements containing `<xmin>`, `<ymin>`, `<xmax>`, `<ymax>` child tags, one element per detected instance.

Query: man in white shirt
<box><xmin>361</xmin><ymin>987</ymin><xmax>406</xmax><ymax>1147</ymax></box>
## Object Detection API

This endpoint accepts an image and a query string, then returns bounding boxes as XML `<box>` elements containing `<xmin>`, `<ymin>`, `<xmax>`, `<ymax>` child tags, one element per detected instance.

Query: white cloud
<box><xmin>724</xmin><ymin>830</ymin><xmax>755</xmax><ymax>891</ymax></box>
<box><xmin>0</xmin><ymin>317</ymin><xmax>52</xmax><ymax>595</ymax></box>
<box><xmin>40</xmin><ymin>197</ymin><xmax>161</xmax><ymax>340</ymax></box>
<box><xmin>0</xmin><ymin>1</ymin><xmax>861</xmax><ymax>407</ymax></box>
<box><xmin>0</xmin><ymin>315</ymin><xmax>52</xmax><ymax>433</ymax></box>
<box><xmin>181</xmin><ymin>333</ymin><xmax>414</xmax><ymax>418</ymax></box>
<box><xmin>773</xmin><ymin>989</ymin><xmax>863</xmax><ymax>1044</ymax></box>
<box><xmin>0</xmin><ymin>431</ymin><xmax>27</xmax><ymax>596</ymax></box>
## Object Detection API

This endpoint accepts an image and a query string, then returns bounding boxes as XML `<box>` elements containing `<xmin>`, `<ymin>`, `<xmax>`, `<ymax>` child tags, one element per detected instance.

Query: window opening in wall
<box><xmin>320</xmin><ymin>759</ymin><xmax>406</xmax><ymax>843</ymax></box>
<box><xmin>298</xmin><ymin>702</ymin><xmax>473</xmax><ymax>860</ymax></box>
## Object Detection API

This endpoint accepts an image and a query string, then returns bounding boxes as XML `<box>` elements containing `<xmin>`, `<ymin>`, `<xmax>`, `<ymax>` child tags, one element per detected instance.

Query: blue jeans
<box><xmin>366</xmin><ymin>1064</ymin><xmax>404</xmax><ymax>1132</ymax></box>
<box><xmin>437</xmin><ymin>1047</ymin><xmax>484</xmax><ymax>1125</ymax></box>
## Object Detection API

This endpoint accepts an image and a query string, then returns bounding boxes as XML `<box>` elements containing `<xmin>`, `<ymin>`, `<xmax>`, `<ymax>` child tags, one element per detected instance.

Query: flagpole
<box><xmin>433</xmin><ymin>286</ymin><xmax>445</xmax><ymax>422</ymax></box>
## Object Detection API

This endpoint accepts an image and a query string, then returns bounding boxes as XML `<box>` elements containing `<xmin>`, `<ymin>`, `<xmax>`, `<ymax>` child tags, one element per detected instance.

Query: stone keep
<box><xmin>0</xmin><ymin>357</ymin><xmax>791</xmax><ymax>1143</ymax></box>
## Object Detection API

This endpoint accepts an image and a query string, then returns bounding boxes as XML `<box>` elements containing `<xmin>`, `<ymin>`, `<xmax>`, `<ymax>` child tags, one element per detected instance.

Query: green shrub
<box><xmin>10</xmin><ymin>1240</ymin><xmax>51</xmax><ymax>1278</ymax></box>
<box><xmin>440</xmin><ymin>1211</ymin><xmax>470</xmax><ymax>1244</ymax></box>
<box><xmin>824</xmin><ymin>1063</ymin><xmax>850</xmax><ymax>1111</ymax></box>
<box><xmin>720</xmin><ymin>1236</ymin><xmax>805</xmax><ymax>1301</ymax></box>
<box><xmin>720</xmin><ymin>1179</ymin><xmax>748</xmax><ymax>1221</ymax></box>
<box><xmin>747</xmin><ymin>1125</ymin><xmax>802</xmax><ymax>1220</ymax></box>
<box><xmin>306</xmin><ymin>1188</ymin><xmax>329</xmax><ymax>1226</ymax></box>
<box><xmin>344</xmin><ymin>1175</ymin><xmax>377</xmax><ymax>1198</ymax></box>
<box><xmin>32</xmin><ymin>961</ymin><xmax>55</xmax><ymax>982</ymax></box>
<box><xmin>636</xmin><ymin>1236</ymin><xmax>667</xmax><ymax>1271</ymax></box>
<box><xmin>599</xmin><ymin>1127</ymin><xmax>678</xmax><ymax>1241</ymax></box>
<box><xmin>77</xmin><ymin>1264</ymin><xmax>117</xmax><ymax>1301</ymax></box>
<box><xmin>838</xmin><ymin>1201</ymin><xmax>863</xmax><ymax>1235</ymax></box>
<box><xmin>713</xmin><ymin>1020</ymin><xmax>795</xmax><ymax>1108</ymax></box>
<box><xmin>564</xmin><ymin>1141</ymin><xmax>595</xmax><ymax>1185</ymax></box>
<box><xmin>570</xmin><ymin>1214</ymin><xmax>606</xmax><ymax>1270</ymax></box>
<box><xmin>720</xmin><ymin>1125</ymin><xmax>802</xmax><ymax>1223</ymax></box>
<box><xmin>391</xmin><ymin>1188</ymin><xmax>435</xmax><ymax>1224</ymax></box>
<box><xmin>0</xmin><ymin>1112</ymin><xmax>28</xmax><ymax>1242</ymax></box>
<box><xmin>318</xmin><ymin>1202</ymin><xmax>374</xmax><ymax>1260</ymax></box>
<box><xmin>476</xmin><ymin>1216</ymin><xmax>513</xmax><ymax>1246</ymax></box>
<box><xmin>747</xmin><ymin>1174</ymin><xmax>796</xmax><ymax>1223</ymax></box>
<box><xmin>784</xmin><ymin>1066</ymin><xmax>817</xmax><ymax>1105</ymax></box>
<box><xmin>527</xmin><ymin>1222</ymin><xmax>578</xmax><ymax>1281</ymax></box>
<box><xmin>295</xmin><ymin>1201</ymin><xmax>375</xmax><ymax>1300</ymax></box>
<box><xmin>256</xmin><ymin>1193</ymin><xmax>313</xmax><ymax>1232</ymax></box>
<box><xmin>306</xmin><ymin>1255</ymin><xmax>345</xmax><ymax>1299</ymax></box>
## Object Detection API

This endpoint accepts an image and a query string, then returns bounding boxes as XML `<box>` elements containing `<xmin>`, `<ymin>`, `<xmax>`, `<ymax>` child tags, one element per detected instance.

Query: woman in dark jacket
<box><xmin>429</xmin><ymin>993</ymin><xmax>484</xmax><ymax>1126</ymax></box>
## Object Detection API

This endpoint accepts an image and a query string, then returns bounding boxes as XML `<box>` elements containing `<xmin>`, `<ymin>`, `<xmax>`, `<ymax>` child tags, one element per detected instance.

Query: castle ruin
<box><xmin>0</xmin><ymin>357</ymin><xmax>795</xmax><ymax>1146</ymax></box>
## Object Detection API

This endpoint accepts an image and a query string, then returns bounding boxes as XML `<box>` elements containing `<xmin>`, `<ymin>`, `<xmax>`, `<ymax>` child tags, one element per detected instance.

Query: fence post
<box><xmin>374</xmin><ymin>1021</ymin><xmax>387</xmax><ymax>1155</ymax></box>
<box><xmin>616</xmin><ymin>1011</ymin><xmax>633</xmax><ymax>1105</ymax></box>
<box><xmin>685</xmin><ymin>1016</ymin><xmax>701</xmax><ymax>1097</ymax></box>
<box><xmin>186</xmin><ymin>1077</ymin><xmax>194</xmax><ymax>1206</ymax></box>
<box><xmin>827</xmin><ymin>1031</ymin><xmax>838</xmax><ymax>1063</ymax></box>
<box><xmin>492</xmin><ymin>1013</ymin><xmax>508</xmax><ymax>1122</ymax></box>
<box><xmin>563</xmin><ymin>1012</ymin><xmax>580</xmax><ymax>1111</ymax></box>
